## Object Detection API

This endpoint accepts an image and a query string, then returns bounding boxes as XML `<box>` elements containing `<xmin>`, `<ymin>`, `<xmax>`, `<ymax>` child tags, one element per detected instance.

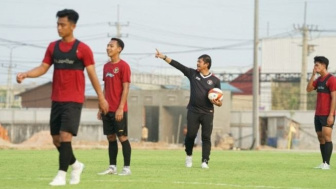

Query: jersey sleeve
<box><xmin>327</xmin><ymin>76</ymin><xmax>336</xmax><ymax>92</ymax></box>
<box><xmin>170</xmin><ymin>60</ymin><xmax>193</xmax><ymax>78</ymax></box>
<box><xmin>78</xmin><ymin>43</ymin><xmax>95</xmax><ymax>67</ymax></box>
<box><xmin>42</xmin><ymin>42</ymin><xmax>55</xmax><ymax>65</ymax></box>
<box><xmin>122</xmin><ymin>63</ymin><xmax>131</xmax><ymax>83</ymax></box>
<box><xmin>102</xmin><ymin>64</ymin><xmax>107</xmax><ymax>82</ymax></box>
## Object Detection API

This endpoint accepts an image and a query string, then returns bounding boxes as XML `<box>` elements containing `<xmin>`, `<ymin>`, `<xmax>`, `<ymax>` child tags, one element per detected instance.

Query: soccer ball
<box><xmin>208</xmin><ymin>88</ymin><xmax>223</xmax><ymax>101</ymax></box>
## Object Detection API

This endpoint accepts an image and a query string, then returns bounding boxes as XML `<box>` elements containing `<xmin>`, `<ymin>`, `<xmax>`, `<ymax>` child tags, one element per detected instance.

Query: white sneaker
<box><xmin>322</xmin><ymin>162</ymin><xmax>330</xmax><ymax>170</ymax></box>
<box><xmin>314</xmin><ymin>163</ymin><xmax>324</xmax><ymax>169</ymax></box>
<box><xmin>49</xmin><ymin>171</ymin><xmax>66</xmax><ymax>186</ymax></box>
<box><xmin>185</xmin><ymin>156</ymin><xmax>192</xmax><ymax>168</ymax></box>
<box><xmin>119</xmin><ymin>167</ymin><xmax>131</xmax><ymax>176</ymax></box>
<box><xmin>98</xmin><ymin>166</ymin><xmax>117</xmax><ymax>175</ymax></box>
<box><xmin>201</xmin><ymin>162</ymin><xmax>209</xmax><ymax>169</ymax></box>
<box><xmin>70</xmin><ymin>162</ymin><xmax>84</xmax><ymax>185</ymax></box>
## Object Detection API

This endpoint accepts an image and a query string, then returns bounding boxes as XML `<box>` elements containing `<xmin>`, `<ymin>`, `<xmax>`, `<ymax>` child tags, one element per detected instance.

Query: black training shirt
<box><xmin>170</xmin><ymin>60</ymin><xmax>221</xmax><ymax>114</ymax></box>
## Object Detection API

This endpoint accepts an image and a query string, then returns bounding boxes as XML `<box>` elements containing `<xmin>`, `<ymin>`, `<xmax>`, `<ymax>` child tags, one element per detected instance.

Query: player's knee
<box><xmin>107</xmin><ymin>134</ymin><xmax>116</xmax><ymax>141</ymax></box>
<box><xmin>324</xmin><ymin>136</ymin><xmax>332</xmax><ymax>142</ymax></box>
<box><xmin>186</xmin><ymin>135</ymin><xmax>196</xmax><ymax>140</ymax></box>
<box><xmin>318</xmin><ymin>138</ymin><xmax>325</xmax><ymax>144</ymax></box>
<box><xmin>52</xmin><ymin>139</ymin><xmax>60</xmax><ymax>147</ymax></box>
<box><xmin>201</xmin><ymin>135</ymin><xmax>211</xmax><ymax>142</ymax></box>
<box><xmin>118</xmin><ymin>135</ymin><xmax>128</xmax><ymax>142</ymax></box>
<box><xmin>51</xmin><ymin>135</ymin><xmax>60</xmax><ymax>147</ymax></box>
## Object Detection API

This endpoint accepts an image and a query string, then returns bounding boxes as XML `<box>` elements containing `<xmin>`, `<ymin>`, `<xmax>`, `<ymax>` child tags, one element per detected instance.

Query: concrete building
<box><xmin>9</xmin><ymin>75</ymin><xmax>233</xmax><ymax>145</ymax></box>
<box><xmin>229</xmin><ymin>68</ymin><xmax>254</xmax><ymax>111</ymax></box>
<box><xmin>260</xmin><ymin>36</ymin><xmax>336</xmax><ymax>110</ymax></box>
<box><xmin>1</xmin><ymin>89</ymin><xmax>231</xmax><ymax>145</ymax></box>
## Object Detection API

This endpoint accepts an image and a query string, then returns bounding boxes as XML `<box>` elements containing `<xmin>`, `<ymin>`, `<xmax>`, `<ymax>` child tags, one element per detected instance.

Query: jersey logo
<box><xmin>207</xmin><ymin>80</ymin><xmax>213</xmax><ymax>85</ymax></box>
<box><xmin>106</xmin><ymin>72</ymin><xmax>114</xmax><ymax>78</ymax></box>
<box><xmin>113</xmin><ymin>67</ymin><xmax>119</xmax><ymax>74</ymax></box>
<box><xmin>317</xmin><ymin>86</ymin><xmax>325</xmax><ymax>90</ymax></box>
<box><xmin>53</xmin><ymin>58</ymin><xmax>74</xmax><ymax>64</ymax></box>
<box><xmin>195</xmin><ymin>76</ymin><xmax>201</xmax><ymax>80</ymax></box>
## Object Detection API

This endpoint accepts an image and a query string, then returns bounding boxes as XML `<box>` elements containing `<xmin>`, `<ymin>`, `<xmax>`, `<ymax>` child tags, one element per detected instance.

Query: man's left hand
<box><xmin>327</xmin><ymin>115</ymin><xmax>334</xmax><ymax>126</ymax></box>
<box><xmin>115</xmin><ymin>108</ymin><xmax>124</xmax><ymax>122</ymax></box>
<box><xmin>211</xmin><ymin>99</ymin><xmax>222</xmax><ymax>107</ymax></box>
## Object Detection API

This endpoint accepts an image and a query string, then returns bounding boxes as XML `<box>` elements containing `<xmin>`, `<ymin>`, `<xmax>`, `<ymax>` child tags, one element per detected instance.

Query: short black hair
<box><xmin>198</xmin><ymin>54</ymin><xmax>212</xmax><ymax>69</ymax></box>
<box><xmin>56</xmin><ymin>9</ymin><xmax>79</xmax><ymax>24</ymax></box>
<box><xmin>111</xmin><ymin>38</ymin><xmax>125</xmax><ymax>51</ymax></box>
<box><xmin>314</xmin><ymin>56</ymin><xmax>329</xmax><ymax>69</ymax></box>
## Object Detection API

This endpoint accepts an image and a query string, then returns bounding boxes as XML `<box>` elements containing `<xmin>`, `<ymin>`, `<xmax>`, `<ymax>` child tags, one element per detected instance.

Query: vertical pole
<box><xmin>252</xmin><ymin>0</ymin><xmax>260</xmax><ymax>149</ymax></box>
<box><xmin>176</xmin><ymin>114</ymin><xmax>182</xmax><ymax>144</ymax></box>
<box><xmin>6</xmin><ymin>47</ymin><xmax>14</xmax><ymax>108</ymax></box>
<box><xmin>116</xmin><ymin>4</ymin><xmax>121</xmax><ymax>38</ymax></box>
<box><xmin>299</xmin><ymin>2</ymin><xmax>308</xmax><ymax>110</ymax></box>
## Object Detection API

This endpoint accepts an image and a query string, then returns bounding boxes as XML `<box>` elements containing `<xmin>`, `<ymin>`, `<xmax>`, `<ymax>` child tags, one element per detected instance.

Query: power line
<box><xmin>128</xmin><ymin>33</ymin><xmax>205</xmax><ymax>48</ymax></box>
<box><xmin>131</xmin><ymin>22</ymin><xmax>250</xmax><ymax>41</ymax></box>
<box><xmin>94</xmin><ymin>40</ymin><xmax>252</xmax><ymax>56</ymax></box>
<box><xmin>0</xmin><ymin>22</ymin><xmax>108</xmax><ymax>29</ymax></box>
<box><xmin>0</xmin><ymin>37</ymin><xmax>45</xmax><ymax>49</ymax></box>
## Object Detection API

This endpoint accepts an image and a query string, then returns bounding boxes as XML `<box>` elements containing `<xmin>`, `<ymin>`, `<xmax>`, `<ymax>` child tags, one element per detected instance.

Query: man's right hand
<box><xmin>97</xmin><ymin>111</ymin><xmax>102</xmax><ymax>120</ymax></box>
<box><xmin>16</xmin><ymin>72</ymin><xmax>27</xmax><ymax>83</ymax></box>
<box><xmin>312</xmin><ymin>68</ymin><xmax>317</xmax><ymax>76</ymax></box>
<box><xmin>155</xmin><ymin>49</ymin><xmax>163</xmax><ymax>59</ymax></box>
<box><xmin>98</xmin><ymin>98</ymin><xmax>109</xmax><ymax>115</ymax></box>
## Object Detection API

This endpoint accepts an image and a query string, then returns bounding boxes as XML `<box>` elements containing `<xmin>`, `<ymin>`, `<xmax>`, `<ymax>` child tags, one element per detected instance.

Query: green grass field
<box><xmin>0</xmin><ymin>148</ymin><xmax>335</xmax><ymax>189</ymax></box>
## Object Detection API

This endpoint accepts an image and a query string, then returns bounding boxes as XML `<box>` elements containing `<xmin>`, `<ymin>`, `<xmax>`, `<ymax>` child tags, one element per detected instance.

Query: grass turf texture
<box><xmin>0</xmin><ymin>149</ymin><xmax>335</xmax><ymax>189</ymax></box>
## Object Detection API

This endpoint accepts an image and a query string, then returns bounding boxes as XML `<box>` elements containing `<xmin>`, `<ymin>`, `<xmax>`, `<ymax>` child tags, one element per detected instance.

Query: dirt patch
<box><xmin>0</xmin><ymin>131</ymin><xmax>185</xmax><ymax>150</ymax></box>
<box><xmin>0</xmin><ymin>138</ymin><xmax>13</xmax><ymax>149</ymax></box>
<box><xmin>20</xmin><ymin>131</ymin><xmax>53</xmax><ymax>146</ymax></box>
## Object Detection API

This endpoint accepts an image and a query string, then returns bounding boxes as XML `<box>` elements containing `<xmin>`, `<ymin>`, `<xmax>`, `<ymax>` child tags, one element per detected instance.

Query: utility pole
<box><xmin>108</xmin><ymin>4</ymin><xmax>129</xmax><ymax>38</ymax></box>
<box><xmin>4</xmin><ymin>46</ymin><xmax>17</xmax><ymax>108</ymax></box>
<box><xmin>252</xmin><ymin>0</ymin><xmax>260</xmax><ymax>149</ymax></box>
<box><xmin>299</xmin><ymin>2</ymin><xmax>308</xmax><ymax>111</ymax></box>
<box><xmin>294</xmin><ymin>2</ymin><xmax>317</xmax><ymax>110</ymax></box>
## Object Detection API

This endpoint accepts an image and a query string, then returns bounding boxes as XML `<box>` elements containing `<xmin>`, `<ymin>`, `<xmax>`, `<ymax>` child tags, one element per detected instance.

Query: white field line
<box><xmin>92</xmin><ymin>179</ymin><xmax>312</xmax><ymax>189</ymax></box>
<box><xmin>1</xmin><ymin>177</ymin><xmax>312</xmax><ymax>189</ymax></box>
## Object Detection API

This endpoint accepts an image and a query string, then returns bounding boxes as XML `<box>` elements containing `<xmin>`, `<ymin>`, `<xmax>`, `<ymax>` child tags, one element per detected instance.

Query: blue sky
<box><xmin>0</xmin><ymin>0</ymin><xmax>335</xmax><ymax>86</ymax></box>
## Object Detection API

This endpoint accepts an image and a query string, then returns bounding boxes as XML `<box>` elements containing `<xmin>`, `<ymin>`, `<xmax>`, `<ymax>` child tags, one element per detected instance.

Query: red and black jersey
<box><xmin>170</xmin><ymin>60</ymin><xmax>221</xmax><ymax>114</ymax></box>
<box><xmin>43</xmin><ymin>39</ymin><xmax>94</xmax><ymax>103</ymax></box>
<box><xmin>103</xmin><ymin>59</ymin><xmax>131</xmax><ymax>112</ymax></box>
<box><xmin>313</xmin><ymin>73</ymin><xmax>336</xmax><ymax>116</ymax></box>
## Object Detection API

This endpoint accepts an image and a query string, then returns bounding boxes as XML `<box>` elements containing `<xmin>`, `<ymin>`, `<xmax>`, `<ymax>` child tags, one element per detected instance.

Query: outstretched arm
<box><xmin>16</xmin><ymin>63</ymin><xmax>51</xmax><ymax>83</ymax></box>
<box><xmin>155</xmin><ymin>49</ymin><xmax>172</xmax><ymax>63</ymax></box>
<box><xmin>155</xmin><ymin>49</ymin><xmax>192</xmax><ymax>77</ymax></box>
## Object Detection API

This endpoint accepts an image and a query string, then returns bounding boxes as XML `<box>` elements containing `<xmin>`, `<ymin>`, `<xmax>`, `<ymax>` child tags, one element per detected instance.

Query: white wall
<box><xmin>260</xmin><ymin>36</ymin><xmax>336</xmax><ymax>110</ymax></box>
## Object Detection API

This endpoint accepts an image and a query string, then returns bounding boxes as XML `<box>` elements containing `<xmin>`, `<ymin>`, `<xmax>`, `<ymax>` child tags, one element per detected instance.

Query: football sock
<box><xmin>59</xmin><ymin>142</ymin><xmax>73</xmax><ymax>172</ymax></box>
<box><xmin>121</xmin><ymin>140</ymin><xmax>131</xmax><ymax>166</ymax></box>
<box><xmin>69</xmin><ymin>154</ymin><xmax>76</xmax><ymax>165</ymax></box>
<box><xmin>109</xmin><ymin>141</ymin><xmax>118</xmax><ymax>165</ymax></box>
<box><xmin>57</xmin><ymin>146</ymin><xmax>76</xmax><ymax>165</ymax></box>
<box><xmin>325</xmin><ymin>141</ymin><xmax>333</xmax><ymax>165</ymax></box>
<box><xmin>320</xmin><ymin>144</ymin><xmax>326</xmax><ymax>163</ymax></box>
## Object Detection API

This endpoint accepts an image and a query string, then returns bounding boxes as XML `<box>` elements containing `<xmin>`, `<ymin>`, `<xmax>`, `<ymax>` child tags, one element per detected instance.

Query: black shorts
<box><xmin>102</xmin><ymin>112</ymin><xmax>128</xmax><ymax>136</ymax></box>
<box><xmin>50</xmin><ymin>101</ymin><xmax>83</xmax><ymax>136</ymax></box>
<box><xmin>314</xmin><ymin>115</ymin><xmax>335</xmax><ymax>132</ymax></box>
